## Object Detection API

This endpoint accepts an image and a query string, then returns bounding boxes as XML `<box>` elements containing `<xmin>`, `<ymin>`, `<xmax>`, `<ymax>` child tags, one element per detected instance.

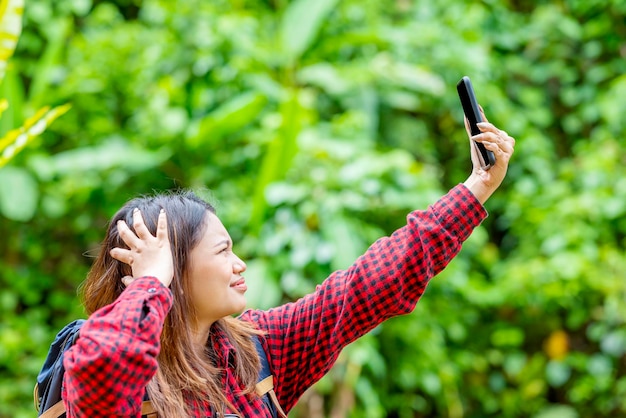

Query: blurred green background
<box><xmin>1</xmin><ymin>0</ymin><xmax>626</xmax><ymax>417</ymax></box>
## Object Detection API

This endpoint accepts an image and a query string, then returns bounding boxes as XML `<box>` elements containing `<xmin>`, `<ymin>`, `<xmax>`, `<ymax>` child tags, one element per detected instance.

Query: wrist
<box><xmin>463</xmin><ymin>174</ymin><xmax>495</xmax><ymax>205</ymax></box>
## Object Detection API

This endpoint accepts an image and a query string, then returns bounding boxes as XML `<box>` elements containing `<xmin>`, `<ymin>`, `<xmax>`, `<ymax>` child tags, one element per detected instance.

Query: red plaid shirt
<box><xmin>62</xmin><ymin>184</ymin><xmax>486</xmax><ymax>417</ymax></box>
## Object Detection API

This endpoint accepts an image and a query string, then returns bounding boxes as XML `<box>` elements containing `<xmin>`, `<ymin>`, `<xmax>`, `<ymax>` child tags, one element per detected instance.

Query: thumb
<box><xmin>121</xmin><ymin>275</ymin><xmax>135</xmax><ymax>288</ymax></box>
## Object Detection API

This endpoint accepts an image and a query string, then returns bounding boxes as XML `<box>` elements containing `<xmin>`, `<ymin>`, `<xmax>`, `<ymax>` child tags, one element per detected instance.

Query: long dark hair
<box><xmin>80</xmin><ymin>190</ymin><xmax>261</xmax><ymax>416</ymax></box>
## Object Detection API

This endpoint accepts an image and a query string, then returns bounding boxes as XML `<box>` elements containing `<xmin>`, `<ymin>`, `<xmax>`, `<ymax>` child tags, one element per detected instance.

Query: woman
<box><xmin>61</xmin><ymin>119</ymin><xmax>515</xmax><ymax>417</ymax></box>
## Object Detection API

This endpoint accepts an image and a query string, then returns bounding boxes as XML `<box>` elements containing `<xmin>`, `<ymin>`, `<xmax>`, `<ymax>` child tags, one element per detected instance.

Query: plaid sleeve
<box><xmin>242</xmin><ymin>183</ymin><xmax>487</xmax><ymax>412</ymax></box>
<box><xmin>62</xmin><ymin>276</ymin><xmax>172</xmax><ymax>418</ymax></box>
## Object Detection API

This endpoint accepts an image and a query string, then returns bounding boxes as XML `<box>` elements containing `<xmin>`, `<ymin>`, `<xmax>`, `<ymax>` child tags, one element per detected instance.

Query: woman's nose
<box><xmin>233</xmin><ymin>255</ymin><xmax>247</xmax><ymax>273</ymax></box>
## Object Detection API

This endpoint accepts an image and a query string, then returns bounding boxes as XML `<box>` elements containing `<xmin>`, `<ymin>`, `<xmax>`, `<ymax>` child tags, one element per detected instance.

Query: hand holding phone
<box><xmin>456</xmin><ymin>76</ymin><xmax>496</xmax><ymax>170</ymax></box>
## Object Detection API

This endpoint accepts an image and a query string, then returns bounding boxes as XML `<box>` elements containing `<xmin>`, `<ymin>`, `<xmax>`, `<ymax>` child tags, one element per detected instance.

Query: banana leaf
<box><xmin>0</xmin><ymin>104</ymin><xmax>71</xmax><ymax>168</ymax></box>
<box><xmin>0</xmin><ymin>0</ymin><xmax>24</xmax><ymax>81</ymax></box>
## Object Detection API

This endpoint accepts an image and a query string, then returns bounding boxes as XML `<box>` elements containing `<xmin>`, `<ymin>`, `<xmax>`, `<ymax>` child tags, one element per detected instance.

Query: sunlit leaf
<box><xmin>491</xmin><ymin>327</ymin><xmax>525</xmax><ymax>349</ymax></box>
<box><xmin>370</xmin><ymin>56</ymin><xmax>446</xmax><ymax>96</ymax></box>
<box><xmin>280</xmin><ymin>0</ymin><xmax>340</xmax><ymax>60</ymax></box>
<box><xmin>297</xmin><ymin>63</ymin><xmax>351</xmax><ymax>95</ymax></box>
<box><xmin>533</xmin><ymin>405</ymin><xmax>579</xmax><ymax>418</ymax></box>
<box><xmin>0</xmin><ymin>0</ymin><xmax>24</xmax><ymax>81</ymax></box>
<box><xmin>0</xmin><ymin>103</ymin><xmax>71</xmax><ymax>168</ymax></box>
<box><xmin>0</xmin><ymin>99</ymin><xmax>7</xmax><ymax>118</ymax></box>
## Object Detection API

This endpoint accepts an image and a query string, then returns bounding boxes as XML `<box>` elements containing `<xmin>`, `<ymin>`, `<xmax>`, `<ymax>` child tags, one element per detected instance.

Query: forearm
<box><xmin>249</xmin><ymin>183</ymin><xmax>487</xmax><ymax>411</ymax></box>
<box><xmin>63</xmin><ymin>277</ymin><xmax>171</xmax><ymax>417</ymax></box>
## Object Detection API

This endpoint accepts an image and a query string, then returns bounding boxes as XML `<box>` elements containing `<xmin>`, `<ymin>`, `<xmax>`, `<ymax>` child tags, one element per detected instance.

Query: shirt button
<box><xmin>147</xmin><ymin>288</ymin><xmax>156</xmax><ymax>293</ymax></box>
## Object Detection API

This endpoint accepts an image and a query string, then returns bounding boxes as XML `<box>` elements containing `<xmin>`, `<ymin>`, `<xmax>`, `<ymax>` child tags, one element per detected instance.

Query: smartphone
<box><xmin>456</xmin><ymin>76</ymin><xmax>496</xmax><ymax>170</ymax></box>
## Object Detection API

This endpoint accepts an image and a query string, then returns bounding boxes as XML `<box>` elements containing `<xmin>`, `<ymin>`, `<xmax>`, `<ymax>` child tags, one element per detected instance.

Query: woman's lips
<box><xmin>230</xmin><ymin>278</ymin><xmax>247</xmax><ymax>291</ymax></box>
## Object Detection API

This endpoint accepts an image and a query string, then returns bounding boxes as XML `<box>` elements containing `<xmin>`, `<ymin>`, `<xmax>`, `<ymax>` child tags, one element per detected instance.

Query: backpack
<box><xmin>34</xmin><ymin>320</ymin><xmax>287</xmax><ymax>418</ymax></box>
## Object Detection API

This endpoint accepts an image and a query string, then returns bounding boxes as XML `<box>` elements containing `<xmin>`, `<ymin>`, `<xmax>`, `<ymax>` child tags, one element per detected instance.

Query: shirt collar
<box><xmin>210</xmin><ymin>322</ymin><xmax>237</xmax><ymax>368</ymax></box>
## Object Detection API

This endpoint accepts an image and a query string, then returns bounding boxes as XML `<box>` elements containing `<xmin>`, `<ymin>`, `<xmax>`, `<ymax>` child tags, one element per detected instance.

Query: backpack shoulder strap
<box><xmin>35</xmin><ymin>319</ymin><xmax>85</xmax><ymax>416</ymax></box>
<box><xmin>36</xmin><ymin>398</ymin><xmax>156</xmax><ymax>418</ymax></box>
<box><xmin>36</xmin><ymin>397</ymin><xmax>65</xmax><ymax>418</ymax></box>
<box><xmin>252</xmin><ymin>335</ymin><xmax>288</xmax><ymax>418</ymax></box>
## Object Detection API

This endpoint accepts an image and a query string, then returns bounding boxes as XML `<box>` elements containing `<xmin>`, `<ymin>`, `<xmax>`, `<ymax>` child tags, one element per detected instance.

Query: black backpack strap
<box><xmin>36</xmin><ymin>319</ymin><xmax>85</xmax><ymax>416</ymax></box>
<box><xmin>253</xmin><ymin>335</ymin><xmax>287</xmax><ymax>418</ymax></box>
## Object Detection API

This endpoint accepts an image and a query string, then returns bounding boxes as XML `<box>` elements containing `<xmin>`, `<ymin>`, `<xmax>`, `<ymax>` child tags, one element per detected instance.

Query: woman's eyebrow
<box><xmin>214</xmin><ymin>239</ymin><xmax>231</xmax><ymax>248</ymax></box>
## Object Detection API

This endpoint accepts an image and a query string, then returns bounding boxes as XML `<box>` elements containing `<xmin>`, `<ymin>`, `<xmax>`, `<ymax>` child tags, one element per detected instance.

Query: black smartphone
<box><xmin>456</xmin><ymin>76</ymin><xmax>496</xmax><ymax>170</ymax></box>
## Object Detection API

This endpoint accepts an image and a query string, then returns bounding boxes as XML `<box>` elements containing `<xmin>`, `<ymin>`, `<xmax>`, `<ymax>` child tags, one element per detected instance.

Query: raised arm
<box><xmin>245</xmin><ymin>183</ymin><xmax>485</xmax><ymax>411</ymax></box>
<box><xmin>246</xmin><ymin>116</ymin><xmax>515</xmax><ymax>412</ymax></box>
<box><xmin>63</xmin><ymin>209</ymin><xmax>174</xmax><ymax>417</ymax></box>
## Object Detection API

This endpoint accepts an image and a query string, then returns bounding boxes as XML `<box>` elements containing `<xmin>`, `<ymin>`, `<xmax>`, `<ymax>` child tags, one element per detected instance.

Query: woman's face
<box><xmin>187</xmin><ymin>212</ymin><xmax>248</xmax><ymax>326</ymax></box>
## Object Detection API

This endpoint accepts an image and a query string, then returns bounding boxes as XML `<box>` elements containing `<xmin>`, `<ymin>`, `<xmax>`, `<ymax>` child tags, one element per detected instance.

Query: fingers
<box><xmin>116</xmin><ymin>208</ymin><xmax>159</xmax><ymax>249</ymax></box>
<box><xmin>116</xmin><ymin>217</ymin><xmax>140</xmax><ymax>251</ymax></box>
<box><xmin>110</xmin><ymin>247</ymin><xmax>133</xmax><ymax>265</ymax></box>
<box><xmin>471</xmin><ymin>122</ymin><xmax>515</xmax><ymax>158</ymax></box>
<box><xmin>132</xmin><ymin>208</ymin><xmax>153</xmax><ymax>240</ymax></box>
<box><xmin>463</xmin><ymin>107</ymin><xmax>490</xmax><ymax>138</ymax></box>
<box><xmin>156</xmin><ymin>209</ymin><xmax>169</xmax><ymax>244</ymax></box>
<box><xmin>111</xmin><ymin>207</ymin><xmax>165</xmax><ymax>266</ymax></box>
<box><xmin>478</xmin><ymin>105</ymin><xmax>489</xmax><ymax>123</ymax></box>
<box><xmin>463</xmin><ymin>116</ymin><xmax>515</xmax><ymax>203</ymax></box>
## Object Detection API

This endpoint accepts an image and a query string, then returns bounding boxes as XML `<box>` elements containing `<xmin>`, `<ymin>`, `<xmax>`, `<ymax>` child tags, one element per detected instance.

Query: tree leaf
<box><xmin>0</xmin><ymin>99</ymin><xmax>7</xmax><ymax>118</ymax></box>
<box><xmin>38</xmin><ymin>136</ymin><xmax>172</xmax><ymax>175</ymax></box>
<box><xmin>186</xmin><ymin>92</ymin><xmax>267</xmax><ymax>148</ymax></box>
<box><xmin>280</xmin><ymin>0</ymin><xmax>340</xmax><ymax>61</ymax></box>
<box><xmin>249</xmin><ymin>91</ymin><xmax>304</xmax><ymax>233</ymax></box>
<box><xmin>0</xmin><ymin>166</ymin><xmax>38</xmax><ymax>221</ymax></box>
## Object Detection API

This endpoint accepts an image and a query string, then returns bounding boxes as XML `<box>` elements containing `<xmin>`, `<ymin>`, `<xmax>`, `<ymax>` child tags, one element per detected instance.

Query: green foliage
<box><xmin>2</xmin><ymin>0</ymin><xmax>625</xmax><ymax>416</ymax></box>
<box><xmin>0</xmin><ymin>0</ymin><xmax>70</xmax><ymax>227</ymax></box>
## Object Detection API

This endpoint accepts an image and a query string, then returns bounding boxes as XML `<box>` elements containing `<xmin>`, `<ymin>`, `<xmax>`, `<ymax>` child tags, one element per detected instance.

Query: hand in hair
<box><xmin>110</xmin><ymin>208</ymin><xmax>174</xmax><ymax>288</ymax></box>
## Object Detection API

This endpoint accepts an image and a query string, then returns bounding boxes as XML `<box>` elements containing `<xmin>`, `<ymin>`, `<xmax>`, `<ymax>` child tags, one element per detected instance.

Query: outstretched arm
<box><xmin>248</xmin><ymin>115</ymin><xmax>516</xmax><ymax>411</ymax></box>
